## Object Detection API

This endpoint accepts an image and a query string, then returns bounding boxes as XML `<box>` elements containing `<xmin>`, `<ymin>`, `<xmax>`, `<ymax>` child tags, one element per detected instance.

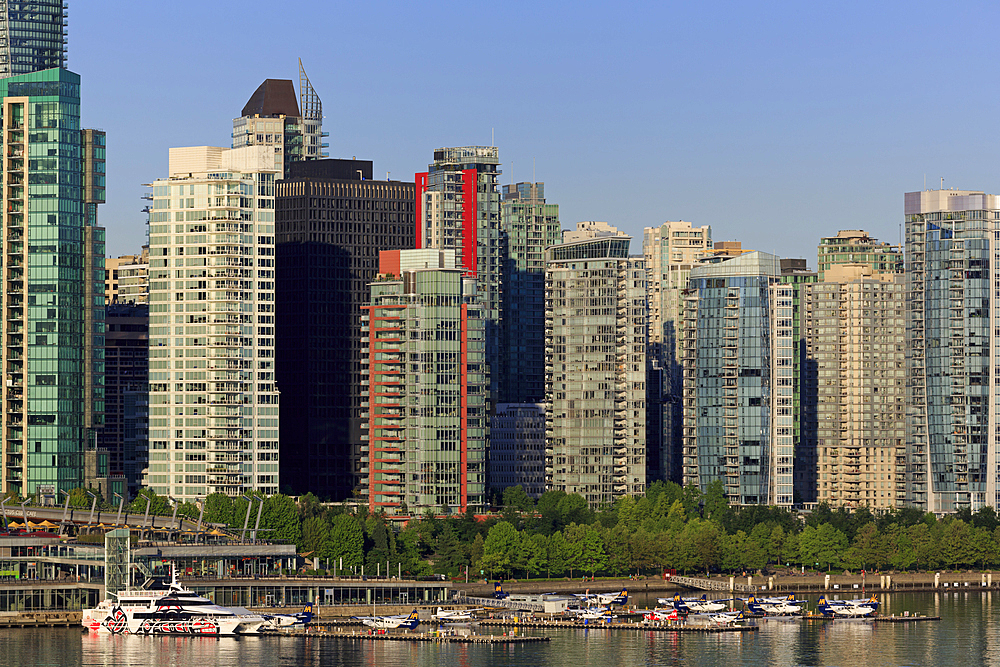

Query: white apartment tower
<box><xmin>145</xmin><ymin>146</ymin><xmax>279</xmax><ymax>501</ymax></box>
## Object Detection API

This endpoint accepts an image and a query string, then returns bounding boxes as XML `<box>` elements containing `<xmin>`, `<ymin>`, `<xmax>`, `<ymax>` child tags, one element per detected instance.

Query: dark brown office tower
<box><xmin>275</xmin><ymin>160</ymin><xmax>415</xmax><ymax>499</ymax></box>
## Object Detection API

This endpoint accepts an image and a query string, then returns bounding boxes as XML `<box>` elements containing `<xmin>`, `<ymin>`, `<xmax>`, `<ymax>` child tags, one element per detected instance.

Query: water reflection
<box><xmin>12</xmin><ymin>592</ymin><xmax>1000</xmax><ymax>667</ymax></box>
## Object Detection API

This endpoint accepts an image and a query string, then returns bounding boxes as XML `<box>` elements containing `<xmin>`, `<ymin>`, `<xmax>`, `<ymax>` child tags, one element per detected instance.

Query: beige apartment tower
<box><xmin>803</xmin><ymin>258</ymin><xmax>905</xmax><ymax>508</ymax></box>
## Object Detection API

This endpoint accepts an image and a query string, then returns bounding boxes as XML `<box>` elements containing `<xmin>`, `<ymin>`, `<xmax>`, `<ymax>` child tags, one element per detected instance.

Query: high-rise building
<box><xmin>562</xmin><ymin>221</ymin><xmax>628</xmax><ymax>244</ymax></box>
<box><xmin>0</xmin><ymin>68</ymin><xmax>105</xmax><ymax>495</ymax></box>
<box><xmin>776</xmin><ymin>259</ymin><xmax>817</xmax><ymax>505</ymax></box>
<box><xmin>232</xmin><ymin>61</ymin><xmax>327</xmax><ymax>179</ymax></box>
<box><xmin>275</xmin><ymin>159</ymin><xmax>415</xmax><ymax>499</ymax></box>
<box><xmin>360</xmin><ymin>249</ymin><xmax>487</xmax><ymax>515</ymax></box>
<box><xmin>0</xmin><ymin>1</ymin><xmax>66</xmax><ymax>79</ymax></box>
<box><xmin>905</xmin><ymin>189</ymin><xmax>998</xmax><ymax>511</ymax></box>
<box><xmin>105</xmin><ymin>248</ymin><xmax>148</xmax><ymax>305</ymax></box>
<box><xmin>681</xmin><ymin>251</ymin><xmax>786</xmax><ymax>505</ymax></box>
<box><xmin>544</xmin><ymin>236</ymin><xmax>646</xmax><ymax>505</ymax></box>
<box><xmin>100</xmin><ymin>303</ymin><xmax>149</xmax><ymax>498</ymax></box>
<box><xmin>817</xmin><ymin>229</ymin><xmax>902</xmax><ymax>280</ymax></box>
<box><xmin>802</xmin><ymin>263</ymin><xmax>904</xmax><ymax>509</ymax></box>
<box><xmin>416</xmin><ymin>146</ymin><xmax>502</xmax><ymax>402</ymax></box>
<box><xmin>642</xmin><ymin>221</ymin><xmax>712</xmax><ymax>483</ymax></box>
<box><xmin>145</xmin><ymin>146</ymin><xmax>279</xmax><ymax>501</ymax></box>
<box><xmin>500</xmin><ymin>182</ymin><xmax>560</xmax><ymax>403</ymax></box>
<box><xmin>489</xmin><ymin>403</ymin><xmax>546</xmax><ymax>499</ymax></box>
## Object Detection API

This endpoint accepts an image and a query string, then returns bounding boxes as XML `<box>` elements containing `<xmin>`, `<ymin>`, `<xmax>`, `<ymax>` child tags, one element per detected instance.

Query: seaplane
<box><xmin>708</xmin><ymin>609</ymin><xmax>748</xmax><ymax>626</ymax></box>
<box><xmin>817</xmin><ymin>595</ymin><xmax>878</xmax><ymax>618</ymax></box>
<box><xmin>643</xmin><ymin>608</ymin><xmax>680</xmax><ymax>622</ymax></box>
<box><xmin>353</xmin><ymin>609</ymin><xmax>421</xmax><ymax>630</ymax></box>
<box><xmin>566</xmin><ymin>605</ymin><xmax>616</xmax><ymax>621</ymax></box>
<box><xmin>263</xmin><ymin>603</ymin><xmax>315</xmax><ymax>628</ymax></box>
<box><xmin>492</xmin><ymin>581</ymin><xmax>509</xmax><ymax>599</ymax></box>
<box><xmin>744</xmin><ymin>594</ymin><xmax>804</xmax><ymax>616</ymax></box>
<box><xmin>432</xmin><ymin>607</ymin><xmax>483</xmax><ymax>621</ymax></box>
<box><xmin>659</xmin><ymin>593</ymin><xmax>728</xmax><ymax>614</ymax></box>
<box><xmin>573</xmin><ymin>587</ymin><xmax>629</xmax><ymax>607</ymax></box>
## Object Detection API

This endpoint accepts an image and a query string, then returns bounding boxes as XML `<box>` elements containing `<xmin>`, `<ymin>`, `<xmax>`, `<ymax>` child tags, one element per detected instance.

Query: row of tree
<box><xmin>47</xmin><ymin>481</ymin><xmax>1000</xmax><ymax>577</ymax></box>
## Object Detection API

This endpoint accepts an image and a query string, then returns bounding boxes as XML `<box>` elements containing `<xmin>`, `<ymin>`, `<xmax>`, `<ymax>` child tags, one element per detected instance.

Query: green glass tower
<box><xmin>0</xmin><ymin>67</ymin><xmax>104</xmax><ymax>496</ymax></box>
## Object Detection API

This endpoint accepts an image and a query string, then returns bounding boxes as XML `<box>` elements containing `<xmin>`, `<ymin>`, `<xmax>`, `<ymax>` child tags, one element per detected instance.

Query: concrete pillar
<box><xmin>747</xmin><ymin>576</ymin><xmax>752</xmax><ymax>590</ymax></box>
<box><xmin>824</xmin><ymin>575</ymin><xmax>830</xmax><ymax>590</ymax></box>
<box><xmin>879</xmin><ymin>575</ymin><xmax>885</xmax><ymax>590</ymax></box>
<box><xmin>982</xmin><ymin>573</ymin><xmax>987</xmax><ymax>588</ymax></box>
<box><xmin>989</xmin><ymin>574</ymin><xmax>993</xmax><ymax>587</ymax></box>
<box><xmin>729</xmin><ymin>576</ymin><xmax>735</xmax><ymax>592</ymax></box>
<box><xmin>934</xmin><ymin>572</ymin><xmax>940</xmax><ymax>588</ymax></box>
<box><xmin>886</xmin><ymin>575</ymin><xmax>891</xmax><ymax>589</ymax></box>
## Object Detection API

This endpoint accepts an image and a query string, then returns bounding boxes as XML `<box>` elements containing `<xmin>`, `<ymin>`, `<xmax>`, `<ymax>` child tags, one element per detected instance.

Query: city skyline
<box><xmin>71</xmin><ymin>2</ymin><xmax>1000</xmax><ymax>261</ymax></box>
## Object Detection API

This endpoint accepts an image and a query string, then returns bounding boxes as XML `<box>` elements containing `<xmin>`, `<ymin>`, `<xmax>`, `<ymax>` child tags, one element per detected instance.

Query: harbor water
<box><xmin>1</xmin><ymin>591</ymin><xmax>998</xmax><ymax>666</ymax></box>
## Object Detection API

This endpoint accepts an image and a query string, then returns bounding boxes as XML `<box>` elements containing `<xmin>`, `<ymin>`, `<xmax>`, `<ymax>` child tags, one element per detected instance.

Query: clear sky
<box><xmin>74</xmin><ymin>0</ymin><xmax>1000</xmax><ymax>261</ymax></box>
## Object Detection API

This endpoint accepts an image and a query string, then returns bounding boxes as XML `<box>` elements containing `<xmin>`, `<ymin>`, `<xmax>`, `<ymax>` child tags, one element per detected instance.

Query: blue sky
<box><xmin>75</xmin><ymin>0</ymin><xmax>1000</xmax><ymax>260</ymax></box>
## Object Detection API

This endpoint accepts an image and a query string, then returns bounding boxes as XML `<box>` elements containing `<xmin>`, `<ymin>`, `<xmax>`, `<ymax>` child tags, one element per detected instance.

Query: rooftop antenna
<box><xmin>491</xmin><ymin>128</ymin><xmax>494</xmax><ymax>146</ymax></box>
<box><xmin>941</xmin><ymin>177</ymin><xmax>944</xmax><ymax>190</ymax></box>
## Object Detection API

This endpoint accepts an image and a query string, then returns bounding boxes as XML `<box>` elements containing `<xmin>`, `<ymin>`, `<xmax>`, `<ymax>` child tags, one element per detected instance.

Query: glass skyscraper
<box><xmin>500</xmin><ymin>182</ymin><xmax>560</xmax><ymax>403</ymax></box>
<box><xmin>905</xmin><ymin>189</ymin><xmax>998</xmax><ymax>512</ymax></box>
<box><xmin>0</xmin><ymin>1</ymin><xmax>66</xmax><ymax>79</ymax></box>
<box><xmin>416</xmin><ymin>147</ymin><xmax>502</xmax><ymax>403</ymax></box>
<box><xmin>0</xmin><ymin>67</ymin><xmax>104</xmax><ymax>495</ymax></box>
<box><xmin>681</xmin><ymin>251</ymin><xmax>784</xmax><ymax>505</ymax></box>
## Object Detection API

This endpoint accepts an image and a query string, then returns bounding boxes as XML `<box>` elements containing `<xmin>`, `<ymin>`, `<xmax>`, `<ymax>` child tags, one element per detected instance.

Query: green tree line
<box><xmin>53</xmin><ymin>482</ymin><xmax>1000</xmax><ymax>577</ymax></box>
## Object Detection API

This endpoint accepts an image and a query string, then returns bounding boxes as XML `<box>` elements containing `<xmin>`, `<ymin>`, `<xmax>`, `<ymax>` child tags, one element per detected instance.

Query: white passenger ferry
<box><xmin>82</xmin><ymin>569</ymin><xmax>266</xmax><ymax>636</ymax></box>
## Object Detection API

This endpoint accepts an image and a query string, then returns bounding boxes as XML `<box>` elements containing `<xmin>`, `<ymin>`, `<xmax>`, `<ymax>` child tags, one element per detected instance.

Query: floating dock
<box><xmin>276</xmin><ymin>628</ymin><xmax>549</xmax><ymax>643</ymax></box>
<box><xmin>477</xmin><ymin>619</ymin><xmax>757</xmax><ymax>633</ymax></box>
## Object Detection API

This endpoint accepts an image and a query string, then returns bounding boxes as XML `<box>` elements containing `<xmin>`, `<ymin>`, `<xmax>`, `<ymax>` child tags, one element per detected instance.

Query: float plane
<box><xmin>353</xmin><ymin>609</ymin><xmax>421</xmax><ymax>630</ymax></box>
<box><xmin>264</xmin><ymin>602</ymin><xmax>315</xmax><ymax>628</ymax></box>
<box><xmin>817</xmin><ymin>595</ymin><xmax>878</xmax><ymax>618</ymax></box>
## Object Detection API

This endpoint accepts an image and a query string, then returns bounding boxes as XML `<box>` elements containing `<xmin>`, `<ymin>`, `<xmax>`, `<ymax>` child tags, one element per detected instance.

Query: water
<box><xmin>1</xmin><ymin>591</ymin><xmax>997</xmax><ymax>667</ymax></box>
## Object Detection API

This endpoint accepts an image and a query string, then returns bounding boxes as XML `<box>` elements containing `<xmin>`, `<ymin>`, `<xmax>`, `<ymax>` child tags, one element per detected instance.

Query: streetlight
<box><xmin>113</xmin><ymin>492</ymin><xmax>125</xmax><ymax>528</ymax></box>
<box><xmin>240</xmin><ymin>495</ymin><xmax>254</xmax><ymax>542</ymax></box>
<box><xmin>59</xmin><ymin>490</ymin><xmax>71</xmax><ymax>536</ymax></box>
<box><xmin>85</xmin><ymin>490</ymin><xmax>98</xmax><ymax>530</ymax></box>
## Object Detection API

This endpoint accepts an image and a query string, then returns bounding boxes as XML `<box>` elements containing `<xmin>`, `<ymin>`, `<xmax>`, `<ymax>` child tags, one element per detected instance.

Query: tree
<box><xmin>328</xmin><ymin>514</ymin><xmax>364</xmax><ymax>569</ymax></box>
<box><xmin>572</xmin><ymin>524</ymin><xmax>606</xmax><ymax>577</ymax></box>
<box><xmin>702</xmin><ymin>480</ymin><xmax>731</xmax><ymax>523</ymax></box>
<box><xmin>300</xmin><ymin>517</ymin><xmax>331</xmax><ymax>561</ymax></box>
<box><xmin>681</xmin><ymin>484</ymin><xmax>702</xmax><ymax>517</ymax></box>
<box><xmin>202</xmin><ymin>493</ymin><xmax>235</xmax><ymax>527</ymax></box>
<box><xmin>603</xmin><ymin>524</ymin><xmax>633</xmax><ymax>576</ymax></box>
<box><xmin>546</xmin><ymin>531</ymin><xmax>567</xmax><ymax>577</ymax></box>
<box><xmin>502</xmin><ymin>486</ymin><xmax>534</xmax><ymax>513</ymax></box>
<box><xmin>126</xmin><ymin>488</ymin><xmax>170</xmax><ymax>515</ymax></box>
<box><xmin>263</xmin><ymin>494</ymin><xmax>301</xmax><ymax>545</ymax></box>
<box><xmin>469</xmin><ymin>533</ymin><xmax>485</xmax><ymax>576</ymax></box>
<box><xmin>683</xmin><ymin>519</ymin><xmax>721</xmax><ymax>573</ymax></box>
<box><xmin>846</xmin><ymin>522</ymin><xmax>886</xmax><ymax>570</ymax></box>
<box><xmin>799</xmin><ymin>523</ymin><xmax>847</xmax><ymax>571</ymax></box>
<box><xmin>939</xmin><ymin>519</ymin><xmax>973</xmax><ymax>569</ymax></box>
<box><xmin>480</xmin><ymin>521</ymin><xmax>520</xmax><ymax>578</ymax></box>
<box><xmin>524</xmin><ymin>533</ymin><xmax>550</xmax><ymax>578</ymax></box>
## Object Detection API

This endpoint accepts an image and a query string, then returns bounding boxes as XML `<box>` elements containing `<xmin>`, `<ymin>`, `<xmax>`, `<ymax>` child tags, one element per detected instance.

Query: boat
<box><xmin>82</xmin><ymin>569</ymin><xmax>267</xmax><ymax>636</ymax></box>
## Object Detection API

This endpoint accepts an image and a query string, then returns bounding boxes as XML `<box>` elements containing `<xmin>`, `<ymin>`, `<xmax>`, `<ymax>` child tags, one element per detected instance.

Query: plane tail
<box><xmin>408</xmin><ymin>609</ymin><xmax>420</xmax><ymax>620</ymax></box>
